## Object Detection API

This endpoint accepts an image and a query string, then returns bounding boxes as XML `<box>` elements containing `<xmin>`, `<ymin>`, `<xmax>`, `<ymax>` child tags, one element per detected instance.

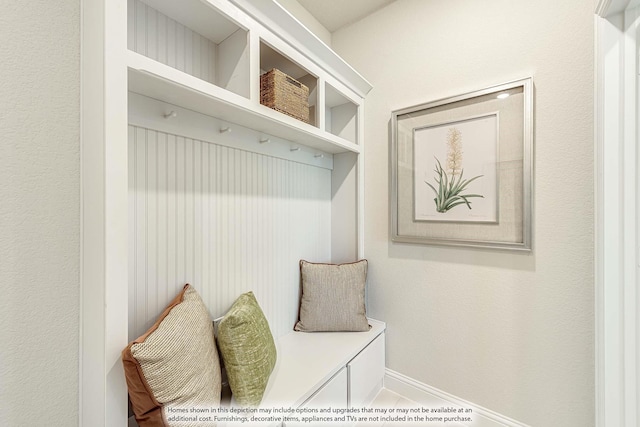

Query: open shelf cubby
<box><xmin>325</xmin><ymin>83</ymin><xmax>359</xmax><ymax>144</ymax></box>
<box><xmin>128</xmin><ymin>0</ymin><xmax>250</xmax><ymax>98</ymax></box>
<box><xmin>260</xmin><ymin>40</ymin><xmax>319</xmax><ymax>127</ymax></box>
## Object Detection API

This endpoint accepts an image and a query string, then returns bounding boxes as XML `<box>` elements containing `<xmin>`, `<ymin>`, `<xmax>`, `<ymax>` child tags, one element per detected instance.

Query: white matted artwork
<box><xmin>390</xmin><ymin>77</ymin><xmax>533</xmax><ymax>251</ymax></box>
<box><xmin>413</xmin><ymin>113</ymin><xmax>498</xmax><ymax>223</ymax></box>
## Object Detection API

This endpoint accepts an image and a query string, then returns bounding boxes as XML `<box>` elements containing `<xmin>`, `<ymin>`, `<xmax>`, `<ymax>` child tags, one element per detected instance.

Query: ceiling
<box><xmin>296</xmin><ymin>0</ymin><xmax>396</xmax><ymax>32</ymax></box>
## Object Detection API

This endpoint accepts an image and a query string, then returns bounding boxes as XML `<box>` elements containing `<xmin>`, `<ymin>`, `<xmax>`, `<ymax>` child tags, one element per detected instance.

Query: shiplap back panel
<box><xmin>128</xmin><ymin>0</ymin><xmax>217</xmax><ymax>84</ymax></box>
<box><xmin>128</xmin><ymin>125</ymin><xmax>331</xmax><ymax>341</ymax></box>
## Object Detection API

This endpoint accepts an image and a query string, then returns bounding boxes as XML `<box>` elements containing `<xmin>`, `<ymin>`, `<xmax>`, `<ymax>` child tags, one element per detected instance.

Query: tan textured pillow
<box><xmin>295</xmin><ymin>260</ymin><xmax>370</xmax><ymax>332</ymax></box>
<box><xmin>122</xmin><ymin>284</ymin><xmax>221</xmax><ymax>426</ymax></box>
<box><xmin>217</xmin><ymin>292</ymin><xmax>277</xmax><ymax>407</ymax></box>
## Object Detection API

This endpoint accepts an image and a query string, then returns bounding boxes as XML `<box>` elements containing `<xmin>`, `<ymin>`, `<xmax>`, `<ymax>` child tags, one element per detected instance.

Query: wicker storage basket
<box><xmin>260</xmin><ymin>68</ymin><xmax>310</xmax><ymax>124</ymax></box>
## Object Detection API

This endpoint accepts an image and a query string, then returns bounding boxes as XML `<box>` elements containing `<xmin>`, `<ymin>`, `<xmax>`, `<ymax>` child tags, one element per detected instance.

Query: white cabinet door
<box><xmin>284</xmin><ymin>367</ymin><xmax>348</xmax><ymax>427</ymax></box>
<box><xmin>348</xmin><ymin>333</ymin><xmax>385</xmax><ymax>408</ymax></box>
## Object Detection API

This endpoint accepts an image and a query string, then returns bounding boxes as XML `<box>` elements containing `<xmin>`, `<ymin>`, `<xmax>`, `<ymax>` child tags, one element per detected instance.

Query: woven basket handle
<box><xmin>285</xmin><ymin>76</ymin><xmax>302</xmax><ymax>88</ymax></box>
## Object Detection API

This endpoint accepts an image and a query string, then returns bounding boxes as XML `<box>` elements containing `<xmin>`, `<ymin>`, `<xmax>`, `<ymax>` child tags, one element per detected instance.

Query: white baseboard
<box><xmin>384</xmin><ymin>369</ymin><xmax>530</xmax><ymax>427</ymax></box>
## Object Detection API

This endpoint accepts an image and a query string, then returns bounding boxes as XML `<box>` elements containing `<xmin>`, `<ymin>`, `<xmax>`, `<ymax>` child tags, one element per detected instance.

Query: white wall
<box><xmin>332</xmin><ymin>1</ymin><xmax>594</xmax><ymax>426</ymax></box>
<box><xmin>0</xmin><ymin>1</ymin><xmax>80</xmax><ymax>426</ymax></box>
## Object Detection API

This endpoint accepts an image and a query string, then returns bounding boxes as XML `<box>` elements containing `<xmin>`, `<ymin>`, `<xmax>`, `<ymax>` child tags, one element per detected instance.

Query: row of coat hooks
<box><xmin>163</xmin><ymin>109</ymin><xmax>325</xmax><ymax>159</ymax></box>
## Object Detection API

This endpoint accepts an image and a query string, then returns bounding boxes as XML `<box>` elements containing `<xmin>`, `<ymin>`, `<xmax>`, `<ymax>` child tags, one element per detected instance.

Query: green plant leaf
<box><xmin>427</xmin><ymin>156</ymin><xmax>486</xmax><ymax>213</ymax></box>
<box><xmin>444</xmin><ymin>200</ymin><xmax>470</xmax><ymax>210</ymax></box>
<box><xmin>425</xmin><ymin>181</ymin><xmax>438</xmax><ymax>196</ymax></box>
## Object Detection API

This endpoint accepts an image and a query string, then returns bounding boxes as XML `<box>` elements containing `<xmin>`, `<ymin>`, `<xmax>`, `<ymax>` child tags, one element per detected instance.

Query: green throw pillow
<box><xmin>217</xmin><ymin>292</ymin><xmax>277</xmax><ymax>407</ymax></box>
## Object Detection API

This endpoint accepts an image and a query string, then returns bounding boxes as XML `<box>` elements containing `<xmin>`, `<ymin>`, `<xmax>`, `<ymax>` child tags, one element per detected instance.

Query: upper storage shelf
<box><xmin>128</xmin><ymin>52</ymin><xmax>360</xmax><ymax>154</ymax></box>
<box><xmin>229</xmin><ymin>0</ymin><xmax>372</xmax><ymax>99</ymax></box>
<box><xmin>128</xmin><ymin>0</ymin><xmax>249</xmax><ymax>98</ymax></box>
<box><xmin>260</xmin><ymin>41</ymin><xmax>318</xmax><ymax>127</ymax></box>
<box><xmin>127</xmin><ymin>0</ymin><xmax>372</xmax><ymax>155</ymax></box>
<box><xmin>325</xmin><ymin>83</ymin><xmax>359</xmax><ymax>144</ymax></box>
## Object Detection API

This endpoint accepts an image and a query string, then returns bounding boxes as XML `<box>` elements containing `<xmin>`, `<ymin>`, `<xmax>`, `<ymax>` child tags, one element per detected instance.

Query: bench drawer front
<box><xmin>284</xmin><ymin>367</ymin><xmax>347</xmax><ymax>427</ymax></box>
<box><xmin>304</xmin><ymin>366</ymin><xmax>348</xmax><ymax>409</ymax></box>
<box><xmin>348</xmin><ymin>332</ymin><xmax>385</xmax><ymax>408</ymax></box>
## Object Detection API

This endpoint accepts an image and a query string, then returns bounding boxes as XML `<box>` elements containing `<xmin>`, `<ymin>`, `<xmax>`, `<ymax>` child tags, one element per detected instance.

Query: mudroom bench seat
<box><xmin>224</xmin><ymin>318</ymin><xmax>386</xmax><ymax>427</ymax></box>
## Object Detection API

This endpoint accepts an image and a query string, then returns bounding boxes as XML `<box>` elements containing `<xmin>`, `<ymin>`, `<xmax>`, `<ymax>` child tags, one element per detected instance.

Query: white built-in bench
<box><xmin>224</xmin><ymin>319</ymin><xmax>386</xmax><ymax>427</ymax></box>
<box><xmin>128</xmin><ymin>320</ymin><xmax>385</xmax><ymax>427</ymax></box>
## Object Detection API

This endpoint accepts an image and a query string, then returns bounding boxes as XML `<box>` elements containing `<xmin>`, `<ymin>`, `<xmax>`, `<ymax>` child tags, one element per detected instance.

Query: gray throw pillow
<box><xmin>295</xmin><ymin>260</ymin><xmax>370</xmax><ymax>332</ymax></box>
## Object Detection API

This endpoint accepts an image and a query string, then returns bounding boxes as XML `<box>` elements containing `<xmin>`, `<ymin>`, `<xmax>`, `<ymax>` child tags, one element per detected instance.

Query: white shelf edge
<box><xmin>127</xmin><ymin>50</ymin><xmax>361</xmax><ymax>155</ymax></box>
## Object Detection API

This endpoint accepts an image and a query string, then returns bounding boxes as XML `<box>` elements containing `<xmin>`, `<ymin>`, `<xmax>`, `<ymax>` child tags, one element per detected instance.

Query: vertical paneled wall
<box><xmin>128</xmin><ymin>0</ymin><xmax>217</xmax><ymax>84</ymax></box>
<box><xmin>128</xmin><ymin>125</ymin><xmax>332</xmax><ymax>340</ymax></box>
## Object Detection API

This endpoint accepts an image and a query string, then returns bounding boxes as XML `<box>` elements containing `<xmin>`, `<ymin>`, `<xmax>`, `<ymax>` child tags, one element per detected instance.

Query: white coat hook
<box><xmin>290</xmin><ymin>147</ymin><xmax>300</xmax><ymax>152</ymax></box>
<box><xmin>259</xmin><ymin>138</ymin><xmax>271</xmax><ymax>144</ymax></box>
<box><xmin>219</xmin><ymin>127</ymin><xmax>231</xmax><ymax>134</ymax></box>
<box><xmin>163</xmin><ymin>111</ymin><xmax>177</xmax><ymax>119</ymax></box>
<box><xmin>314</xmin><ymin>154</ymin><xmax>324</xmax><ymax>159</ymax></box>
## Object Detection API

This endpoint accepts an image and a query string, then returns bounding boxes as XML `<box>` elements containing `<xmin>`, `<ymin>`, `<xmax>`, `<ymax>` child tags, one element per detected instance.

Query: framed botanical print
<box><xmin>390</xmin><ymin>78</ymin><xmax>533</xmax><ymax>251</ymax></box>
